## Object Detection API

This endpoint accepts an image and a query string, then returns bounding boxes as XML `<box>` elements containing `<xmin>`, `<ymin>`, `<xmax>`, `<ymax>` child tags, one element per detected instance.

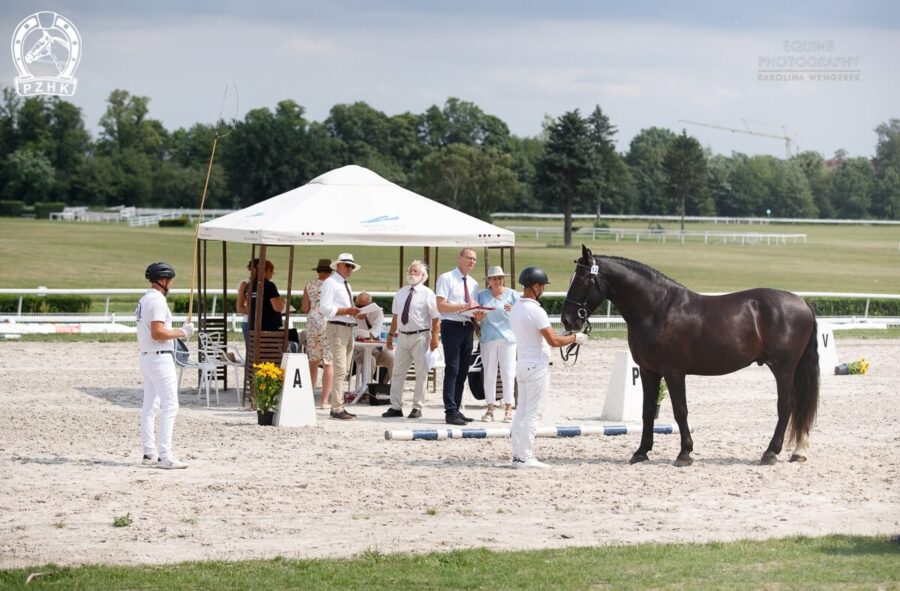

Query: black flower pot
<box><xmin>655</xmin><ymin>404</ymin><xmax>661</xmax><ymax>419</ymax></box>
<box><xmin>257</xmin><ymin>411</ymin><xmax>275</xmax><ymax>426</ymax></box>
<box><xmin>834</xmin><ymin>363</ymin><xmax>850</xmax><ymax>375</ymax></box>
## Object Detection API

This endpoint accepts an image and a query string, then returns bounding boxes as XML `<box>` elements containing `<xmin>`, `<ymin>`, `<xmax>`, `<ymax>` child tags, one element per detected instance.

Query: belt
<box><xmin>141</xmin><ymin>350</ymin><xmax>173</xmax><ymax>356</ymax></box>
<box><xmin>400</xmin><ymin>328</ymin><xmax>431</xmax><ymax>335</ymax></box>
<box><xmin>441</xmin><ymin>319</ymin><xmax>471</xmax><ymax>326</ymax></box>
<box><xmin>329</xmin><ymin>320</ymin><xmax>355</xmax><ymax>327</ymax></box>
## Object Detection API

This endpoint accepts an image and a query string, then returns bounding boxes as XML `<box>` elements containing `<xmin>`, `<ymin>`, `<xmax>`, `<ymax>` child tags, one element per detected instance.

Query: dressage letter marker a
<box><xmin>385</xmin><ymin>424</ymin><xmax>681</xmax><ymax>441</ymax></box>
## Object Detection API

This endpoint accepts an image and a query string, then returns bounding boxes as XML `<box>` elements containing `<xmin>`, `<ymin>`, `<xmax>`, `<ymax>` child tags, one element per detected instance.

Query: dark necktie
<box><xmin>401</xmin><ymin>287</ymin><xmax>414</xmax><ymax>325</ymax></box>
<box><xmin>364</xmin><ymin>317</ymin><xmax>372</xmax><ymax>329</ymax></box>
<box><xmin>462</xmin><ymin>276</ymin><xmax>470</xmax><ymax>304</ymax></box>
<box><xmin>343</xmin><ymin>280</ymin><xmax>352</xmax><ymax>310</ymax></box>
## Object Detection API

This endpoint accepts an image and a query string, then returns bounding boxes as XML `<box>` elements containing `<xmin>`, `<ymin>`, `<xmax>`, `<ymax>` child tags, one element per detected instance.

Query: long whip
<box><xmin>187</xmin><ymin>81</ymin><xmax>238</xmax><ymax>324</ymax></box>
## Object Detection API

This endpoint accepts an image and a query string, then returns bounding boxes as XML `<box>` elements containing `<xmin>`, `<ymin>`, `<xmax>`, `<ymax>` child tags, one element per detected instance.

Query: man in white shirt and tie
<box><xmin>353</xmin><ymin>292</ymin><xmax>394</xmax><ymax>385</ymax></box>
<box><xmin>318</xmin><ymin>253</ymin><xmax>361</xmax><ymax>420</ymax></box>
<box><xmin>383</xmin><ymin>260</ymin><xmax>440</xmax><ymax>418</ymax></box>
<box><xmin>435</xmin><ymin>248</ymin><xmax>486</xmax><ymax>425</ymax></box>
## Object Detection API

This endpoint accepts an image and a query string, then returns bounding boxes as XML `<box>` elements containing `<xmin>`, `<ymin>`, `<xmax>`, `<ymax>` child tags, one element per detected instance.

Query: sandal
<box><xmin>503</xmin><ymin>408</ymin><xmax>513</xmax><ymax>423</ymax></box>
<box><xmin>481</xmin><ymin>409</ymin><xmax>494</xmax><ymax>422</ymax></box>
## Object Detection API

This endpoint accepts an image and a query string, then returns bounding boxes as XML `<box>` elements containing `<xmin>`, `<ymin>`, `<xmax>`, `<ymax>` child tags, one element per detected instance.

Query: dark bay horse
<box><xmin>561</xmin><ymin>245</ymin><xmax>819</xmax><ymax>466</ymax></box>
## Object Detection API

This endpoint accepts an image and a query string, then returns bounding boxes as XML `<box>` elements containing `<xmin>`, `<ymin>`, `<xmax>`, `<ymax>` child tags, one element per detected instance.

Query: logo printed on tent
<box><xmin>361</xmin><ymin>215</ymin><xmax>400</xmax><ymax>224</ymax></box>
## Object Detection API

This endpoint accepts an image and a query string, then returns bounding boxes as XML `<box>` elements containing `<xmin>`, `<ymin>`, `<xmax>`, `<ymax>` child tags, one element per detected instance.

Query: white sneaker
<box><xmin>512</xmin><ymin>457</ymin><xmax>550</xmax><ymax>470</ymax></box>
<box><xmin>157</xmin><ymin>456</ymin><xmax>188</xmax><ymax>470</ymax></box>
<box><xmin>142</xmin><ymin>454</ymin><xmax>157</xmax><ymax>466</ymax></box>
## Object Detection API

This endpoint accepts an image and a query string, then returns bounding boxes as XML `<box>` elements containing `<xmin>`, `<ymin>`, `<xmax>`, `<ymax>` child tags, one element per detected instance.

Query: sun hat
<box><xmin>330</xmin><ymin>253</ymin><xmax>361</xmax><ymax>271</ymax></box>
<box><xmin>312</xmin><ymin>258</ymin><xmax>332</xmax><ymax>272</ymax></box>
<box><xmin>486</xmin><ymin>265</ymin><xmax>508</xmax><ymax>279</ymax></box>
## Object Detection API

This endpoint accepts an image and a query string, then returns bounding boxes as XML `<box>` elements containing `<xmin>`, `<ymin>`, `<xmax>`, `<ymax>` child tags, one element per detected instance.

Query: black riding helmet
<box><xmin>518</xmin><ymin>266</ymin><xmax>550</xmax><ymax>288</ymax></box>
<box><xmin>145</xmin><ymin>262</ymin><xmax>176</xmax><ymax>281</ymax></box>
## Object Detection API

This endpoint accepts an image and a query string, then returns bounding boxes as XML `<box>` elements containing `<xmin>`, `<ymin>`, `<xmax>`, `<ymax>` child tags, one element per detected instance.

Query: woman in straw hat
<box><xmin>475</xmin><ymin>265</ymin><xmax>520</xmax><ymax>422</ymax></box>
<box><xmin>302</xmin><ymin>258</ymin><xmax>334</xmax><ymax>408</ymax></box>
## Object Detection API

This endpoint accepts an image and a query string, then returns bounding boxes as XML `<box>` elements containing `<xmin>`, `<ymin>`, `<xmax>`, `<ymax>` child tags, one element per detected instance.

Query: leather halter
<box><xmin>565</xmin><ymin>261</ymin><xmax>602</xmax><ymax>322</ymax></box>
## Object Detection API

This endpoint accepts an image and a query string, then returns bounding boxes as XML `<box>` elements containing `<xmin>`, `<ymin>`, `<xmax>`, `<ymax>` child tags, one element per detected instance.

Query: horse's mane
<box><xmin>598</xmin><ymin>256</ymin><xmax>688</xmax><ymax>291</ymax></box>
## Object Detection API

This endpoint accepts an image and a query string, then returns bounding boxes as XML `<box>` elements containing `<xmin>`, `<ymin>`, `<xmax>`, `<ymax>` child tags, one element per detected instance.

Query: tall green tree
<box><xmin>664</xmin><ymin>131</ymin><xmax>710</xmax><ymax>230</ymax></box>
<box><xmin>534</xmin><ymin>110</ymin><xmax>597</xmax><ymax>246</ymax></box>
<box><xmin>792</xmin><ymin>151</ymin><xmax>834</xmax><ymax>218</ymax></box>
<box><xmin>418</xmin><ymin>98</ymin><xmax>511</xmax><ymax>150</ymax></box>
<box><xmin>2</xmin><ymin>148</ymin><xmax>55</xmax><ymax>202</ymax></box>
<box><xmin>625</xmin><ymin>127</ymin><xmax>677</xmax><ymax>214</ymax></box>
<box><xmin>585</xmin><ymin>106</ymin><xmax>635</xmax><ymax>217</ymax></box>
<box><xmin>828</xmin><ymin>157</ymin><xmax>877</xmax><ymax>218</ymax></box>
<box><xmin>874</xmin><ymin>119</ymin><xmax>900</xmax><ymax>171</ymax></box>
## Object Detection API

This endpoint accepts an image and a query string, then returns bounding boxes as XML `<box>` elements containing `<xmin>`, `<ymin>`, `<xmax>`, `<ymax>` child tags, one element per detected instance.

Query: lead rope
<box><xmin>560</xmin><ymin>315</ymin><xmax>592</xmax><ymax>367</ymax></box>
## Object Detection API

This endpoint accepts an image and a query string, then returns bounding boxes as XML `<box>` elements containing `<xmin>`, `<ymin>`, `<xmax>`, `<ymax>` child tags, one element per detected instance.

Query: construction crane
<box><xmin>678</xmin><ymin>119</ymin><xmax>795</xmax><ymax>159</ymax></box>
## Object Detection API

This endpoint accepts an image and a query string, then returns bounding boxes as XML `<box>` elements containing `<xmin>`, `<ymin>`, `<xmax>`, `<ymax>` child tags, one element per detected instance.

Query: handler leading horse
<box><xmin>562</xmin><ymin>245</ymin><xmax>819</xmax><ymax>466</ymax></box>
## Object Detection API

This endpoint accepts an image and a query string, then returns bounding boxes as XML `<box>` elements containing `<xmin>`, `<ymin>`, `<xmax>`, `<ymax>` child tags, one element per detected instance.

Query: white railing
<box><xmin>2</xmin><ymin>288</ymin><xmax>898</xmax><ymax>332</ymax></box>
<box><xmin>507</xmin><ymin>226</ymin><xmax>807</xmax><ymax>244</ymax></box>
<box><xmin>493</xmin><ymin>213</ymin><xmax>900</xmax><ymax>226</ymax></box>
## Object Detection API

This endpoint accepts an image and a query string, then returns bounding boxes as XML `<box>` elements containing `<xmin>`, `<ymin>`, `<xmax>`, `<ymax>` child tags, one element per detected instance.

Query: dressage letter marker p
<box><xmin>602</xmin><ymin>350</ymin><xmax>643</xmax><ymax>422</ymax></box>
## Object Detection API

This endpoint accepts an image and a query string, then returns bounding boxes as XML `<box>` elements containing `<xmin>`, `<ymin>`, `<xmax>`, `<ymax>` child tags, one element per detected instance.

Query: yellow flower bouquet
<box><xmin>252</xmin><ymin>362</ymin><xmax>284</xmax><ymax>422</ymax></box>
<box><xmin>834</xmin><ymin>358</ymin><xmax>869</xmax><ymax>375</ymax></box>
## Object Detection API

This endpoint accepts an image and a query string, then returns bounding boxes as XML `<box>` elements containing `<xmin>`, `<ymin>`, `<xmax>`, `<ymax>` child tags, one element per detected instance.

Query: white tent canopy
<box><xmin>198</xmin><ymin>165</ymin><xmax>514</xmax><ymax>247</ymax></box>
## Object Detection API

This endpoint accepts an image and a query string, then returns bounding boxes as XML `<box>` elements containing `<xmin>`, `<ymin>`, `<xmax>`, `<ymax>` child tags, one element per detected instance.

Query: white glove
<box><xmin>181</xmin><ymin>323</ymin><xmax>195</xmax><ymax>339</ymax></box>
<box><xmin>574</xmin><ymin>333</ymin><xmax>588</xmax><ymax>345</ymax></box>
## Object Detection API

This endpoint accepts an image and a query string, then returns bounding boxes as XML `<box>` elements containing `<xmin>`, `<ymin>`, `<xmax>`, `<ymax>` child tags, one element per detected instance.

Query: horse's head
<box><xmin>561</xmin><ymin>245</ymin><xmax>608</xmax><ymax>333</ymax></box>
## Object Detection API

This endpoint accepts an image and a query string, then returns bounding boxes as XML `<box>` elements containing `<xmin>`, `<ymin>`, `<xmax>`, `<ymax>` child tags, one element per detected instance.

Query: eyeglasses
<box><xmin>460</xmin><ymin>256</ymin><xmax>476</xmax><ymax>261</ymax></box>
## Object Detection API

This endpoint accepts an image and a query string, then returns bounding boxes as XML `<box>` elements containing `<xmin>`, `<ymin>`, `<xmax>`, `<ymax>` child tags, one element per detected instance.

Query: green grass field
<box><xmin>1</xmin><ymin>535</ymin><xmax>897</xmax><ymax>590</ymax></box>
<box><xmin>1</xmin><ymin>218</ymin><xmax>898</xmax><ymax>293</ymax></box>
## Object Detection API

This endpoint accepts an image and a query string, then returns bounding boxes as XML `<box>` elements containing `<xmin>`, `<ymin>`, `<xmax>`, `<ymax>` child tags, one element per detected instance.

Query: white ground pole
<box><xmin>385</xmin><ymin>424</ymin><xmax>681</xmax><ymax>441</ymax></box>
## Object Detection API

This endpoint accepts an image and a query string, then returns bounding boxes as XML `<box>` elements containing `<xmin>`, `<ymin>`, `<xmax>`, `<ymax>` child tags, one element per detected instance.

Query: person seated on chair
<box><xmin>353</xmin><ymin>292</ymin><xmax>393</xmax><ymax>385</ymax></box>
<box><xmin>245</xmin><ymin>259</ymin><xmax>286</xmax><ymax>332</ymax></box>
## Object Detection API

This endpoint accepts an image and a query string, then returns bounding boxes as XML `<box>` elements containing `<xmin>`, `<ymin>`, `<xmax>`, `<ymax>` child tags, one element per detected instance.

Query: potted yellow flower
<box><xmin>252</xmin><ymin>361</ymin><xmax>284</xmax><ymax>425</ymax></box>
<box><xmin>834</xmin><ymin>358</ymin><xmax>869</xmax><ymax>375</ymax></box>
<box><xmin>656</xmin><ymin>378</ymin><xmax>668</xmax><ymax>419</ymax></box>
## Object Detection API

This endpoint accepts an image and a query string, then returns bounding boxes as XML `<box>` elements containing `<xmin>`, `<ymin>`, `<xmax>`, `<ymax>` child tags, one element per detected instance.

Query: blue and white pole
<box><xmin>385</xmin><ymin>424</ymin><xmax>681</xmax><ymax>441</ymax></box>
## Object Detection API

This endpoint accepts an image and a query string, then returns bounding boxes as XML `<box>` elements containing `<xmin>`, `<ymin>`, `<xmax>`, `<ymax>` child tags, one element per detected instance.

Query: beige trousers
<box><xmin>326</xmin><ymin>323</ymin><xmax>354</xmax><ymax>412</ymax></box>
<box><xmin>388</xmin><ymin>331</ymin><xmax>431</xmax><ymax>411</ymax></box>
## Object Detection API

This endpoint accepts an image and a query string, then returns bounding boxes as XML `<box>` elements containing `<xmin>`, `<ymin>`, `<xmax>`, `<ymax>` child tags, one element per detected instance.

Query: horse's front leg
<box><xmin>666</xmin><ymin>375</ymin><xmax>694</xmax><ymax>467</ymax></box>
<box><xmin>629</xmin><ymin>368</ymin><xmax>661</xmax><ymax>464</ymax></box>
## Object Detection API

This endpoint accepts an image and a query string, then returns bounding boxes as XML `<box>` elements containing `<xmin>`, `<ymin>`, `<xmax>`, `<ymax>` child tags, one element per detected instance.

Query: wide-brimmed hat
<box><xmin>330</xmin><ymin>253</ymin><xmax>361</xmax><ymax>271</ymax></box>
<box><xmin>486</xmin><ymin>265</ymin><xmax>508</xmax><ymax>279</ymax></box>
<box><xmin>312</xmin><ymin>258</ymin><xmax>332</xmax><ymax>272</ymax></box>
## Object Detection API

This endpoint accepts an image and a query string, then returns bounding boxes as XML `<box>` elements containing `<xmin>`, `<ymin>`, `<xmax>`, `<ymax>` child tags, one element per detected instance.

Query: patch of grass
<box><xmin>111</xmin><ymin>513</ymin><xmax>133</xmax><ymax>528</ymax></box>
<box><xmin>425</xmin><ymin>507</ymin><xmax>438</xmax><ymax>516</ymax></box>
<box><xmin>0</xmin><ymin>535</ymin><xmax>896</xmax><ymax>589</ymax></box>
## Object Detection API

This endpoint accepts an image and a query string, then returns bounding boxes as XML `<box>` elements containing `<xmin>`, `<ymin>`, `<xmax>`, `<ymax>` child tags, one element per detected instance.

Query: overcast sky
<box><xmin>2</xmin><ymin>1</ymin><xmax>898</xmax><ymax>158</ymax></box>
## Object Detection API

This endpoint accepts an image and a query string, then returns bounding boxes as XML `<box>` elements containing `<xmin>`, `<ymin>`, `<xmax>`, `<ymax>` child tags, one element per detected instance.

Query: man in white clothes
<box><xmin>508</xmin><ymin>267</ymin><xmax>588</xmax><ymax>469</ymax></box>
<box><xmin>352</xmin><ymin>292</ymin><xmax>394</xmax><ymax>384</ymax></box>
<box><xmin>383</xmin><ymin>260</ymin><xmax>440</xmax><ymax>419</ymax></box>
<box><xmin>136</xmin><ymin>262</ymin><xmax>194</xmax><ymax>469</ymax></box>
<box><xmin>318</xmin><ymin>253</ymin><xmax>361</xmax><ymax>420</ymax></box>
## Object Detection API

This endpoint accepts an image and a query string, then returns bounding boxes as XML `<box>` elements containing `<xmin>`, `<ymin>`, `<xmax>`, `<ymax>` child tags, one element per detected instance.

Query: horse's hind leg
<box><xmin>629</xmin><ymin>369</ymin><xmax>661</xmax><ymax>464</ymax></box>
<box><xmin>762</xmin><ymin>366</ymin><xmax>793</xmax><ymax>465</ymax></box>
<box><xmin>665</xmin><ymin>375</ymin><xmax>694</xmax><ymax>467</ymax></box>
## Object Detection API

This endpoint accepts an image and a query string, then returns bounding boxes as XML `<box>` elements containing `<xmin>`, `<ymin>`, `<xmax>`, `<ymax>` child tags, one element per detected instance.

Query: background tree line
<box><xmin>1</xmin><ymin>87</ymin><xmax>898</xmax><ymax>235</ymax></box>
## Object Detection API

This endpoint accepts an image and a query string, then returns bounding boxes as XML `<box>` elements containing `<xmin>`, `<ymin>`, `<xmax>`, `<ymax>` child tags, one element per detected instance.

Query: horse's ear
<box><xmin>581</xmin><ymin>244</ymin><xmax>592</xmax><ymax>259</ymax></box>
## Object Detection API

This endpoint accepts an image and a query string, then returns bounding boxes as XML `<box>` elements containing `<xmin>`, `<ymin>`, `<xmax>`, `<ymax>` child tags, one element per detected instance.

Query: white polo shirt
<box><xmin>135</xmin><ymin>289</ymin><xmax>174</xmax><ymax>353</ymax></box>
<box><xmin>435</xmin><ymin>267</ymin><xmax>479</xmax><ymax>323</ymax></box>
<box><xmin>356</xmin><ymin>306</ymin><xmax>385</xmax><ymax>339</ymax></box>
<box><xmin>391</xmin><ymin>285</ymin><xmax>440</xmax><ymax>332</ymax></box>
<box><xmin>509</xmin><ymin>298</ymin><xmax>552</xmax><ymax>365</ymax></box>
<box><xmin>319</xmin><ymin>273</ymin><xmax>356</xmax><ymax>324</ymax></box>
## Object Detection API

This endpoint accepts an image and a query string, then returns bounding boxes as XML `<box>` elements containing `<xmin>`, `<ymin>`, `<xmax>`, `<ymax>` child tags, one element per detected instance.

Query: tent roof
<box><xmin>198</xmin><ymin>165</ymin><xmax>515</xmax><ymax>247</ymax></box>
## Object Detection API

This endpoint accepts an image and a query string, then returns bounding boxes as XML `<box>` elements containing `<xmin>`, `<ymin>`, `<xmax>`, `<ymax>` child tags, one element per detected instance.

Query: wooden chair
<box><xmin>244</xmin><ymin>330</ymin><xmax>287</xmax><ymax>407</ymax></box>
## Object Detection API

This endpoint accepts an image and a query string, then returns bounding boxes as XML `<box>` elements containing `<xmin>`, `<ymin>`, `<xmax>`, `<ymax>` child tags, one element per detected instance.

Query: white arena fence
<box><xmin>2</xmin><ymin>288</ymin><xmax>898</xmax><ymax>335</ymax></box>
<box><xmin>492</xmin><ymin>212</ymin><xmax>900</xmax><ymax>226</ymax></box>
<box><xmin>507</xmin><ymin>226</ymin><xmax>808</xmax><ymax>244</ymax></box>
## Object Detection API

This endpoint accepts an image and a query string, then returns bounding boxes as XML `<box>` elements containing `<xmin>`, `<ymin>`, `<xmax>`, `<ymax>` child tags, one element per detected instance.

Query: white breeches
<box><xmin>510</xmin><ymin>361</ymin><xmax>549</xmax><ymax>462</ymax></box>
<box><xmin>139</xmin><ymin>354</ymin><xmax>179</xmax><ymax>460</ymax></box>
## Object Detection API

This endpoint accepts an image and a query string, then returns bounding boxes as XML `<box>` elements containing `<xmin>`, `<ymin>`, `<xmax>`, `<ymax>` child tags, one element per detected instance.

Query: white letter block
<box><xmin>816</xmin><ymin>323</ymin><xmax>839</xmax><ymax>378</ymax></box>
<box><xmin>275</xmin><ymin>353</ymin><xmax>317</xmax><ymax>427</ymax></box>
<box><xmin>601</xmin><ymin>350</ymin><xmax>643</xmax><ymax>422</ymax></box>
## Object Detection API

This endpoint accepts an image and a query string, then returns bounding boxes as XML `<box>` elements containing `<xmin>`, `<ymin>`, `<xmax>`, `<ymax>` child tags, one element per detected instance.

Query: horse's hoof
<box><xmin>629</xmin><ymin>452</ymin><xmax>649</xmax><ymax>464</ymax></box>
<box><xmin>789</xmin><ymin>453</ymin><xmax>807</xmax><ymax>463</ymax></box>
<box><xmin>760</xmin><ymin>453</ymin><xmax>778</xmax><ymax>466</ymax></box>
<box><xmin>673</xmin><ymin>455</ymin><xmax>693</xmax><ymax>467</ymax></box>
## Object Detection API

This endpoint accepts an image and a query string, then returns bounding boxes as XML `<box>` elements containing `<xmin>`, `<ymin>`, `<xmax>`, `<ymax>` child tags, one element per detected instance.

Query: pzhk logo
<box><xmin>11</xmin><ymin>11</ymin><xmax>82</xmax><ymax>97</ymax></box>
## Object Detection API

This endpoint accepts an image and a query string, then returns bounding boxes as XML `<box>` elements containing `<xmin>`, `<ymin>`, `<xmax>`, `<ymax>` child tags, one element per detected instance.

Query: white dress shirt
<box><xmin>391</xmin><ymin>285</ymin><xmax>440</xmax><ymax>332</ymax></box>
<box><xmin>318</xmin><ymin>273</ymin><xmax>355</xmax><ymax>323</ymax></box>
<box><xmin>435</xmin><ymin>267</ymin><xmax>479</xmax><ymax>322</ymax></box>
<box><xmin>356</xmin><ymin>306</ymin><xmax>385</xmax><ymax>339</ymax></box>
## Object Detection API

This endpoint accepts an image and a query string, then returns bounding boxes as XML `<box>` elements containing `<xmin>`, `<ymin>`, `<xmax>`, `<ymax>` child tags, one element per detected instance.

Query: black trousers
<box><xmin>441</xmin><ymin>320</ymin><xmax>474</xmax><ymax>416</ymax></box>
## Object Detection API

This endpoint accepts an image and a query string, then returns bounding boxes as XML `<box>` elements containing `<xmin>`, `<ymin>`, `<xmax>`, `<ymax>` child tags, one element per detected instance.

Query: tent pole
<box><xmin>222</xmin><ymin>241</ymin><xmax>228</xmax><ymax>389</ymax></box>
<box><xmin>423</xmin><ymin>247</ymin><xmax>430</xmax><ymax>289</ymax></box>
<box><xmin>483</xmin><ymin>247</ymin><xmax>488</xmax><ymax>280</ymax></box>
<box><xmin>252</xmin><ymin>245</ymin><xmax>267</xmax><ymax>367</ymax></box>
<box><xmin>398</xmin><ymin>247</ymin><xmax>404</xmax><ymax>288</ymax></box>
<box><xmin>510</xmin><ymin>247</ymin><xmax>516</xmax><ymax>290</ymax></box>
<box><xmin>284</xmin><ymin>245</ymin><xmax>295</xmax><ymax>352</ymax></box>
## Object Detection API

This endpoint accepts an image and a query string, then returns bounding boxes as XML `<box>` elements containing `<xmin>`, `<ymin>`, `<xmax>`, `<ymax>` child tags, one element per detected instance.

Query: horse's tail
<box><xmin>789</xmin><ymin>314</ymin><xmax>819</xmax><ymax>445</ymax></box>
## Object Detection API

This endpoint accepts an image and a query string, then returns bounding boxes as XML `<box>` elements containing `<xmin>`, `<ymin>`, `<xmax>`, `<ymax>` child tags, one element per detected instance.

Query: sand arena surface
<box><xmin>1</xmin><ymin>339</ymin><xmax>898</xmax><ymax>567</ymax></box>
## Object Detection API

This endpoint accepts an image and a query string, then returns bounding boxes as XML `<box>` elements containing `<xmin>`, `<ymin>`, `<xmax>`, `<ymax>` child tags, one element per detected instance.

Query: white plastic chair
<box><xmin>173</xmin><ymin>337</ymin><xmax>222</xmax><ymax>406</ymax></box>
<box><xmin>198</xmin><ymin>332</ymin><xmax>244</xmax><ymax>405</ymax></box>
